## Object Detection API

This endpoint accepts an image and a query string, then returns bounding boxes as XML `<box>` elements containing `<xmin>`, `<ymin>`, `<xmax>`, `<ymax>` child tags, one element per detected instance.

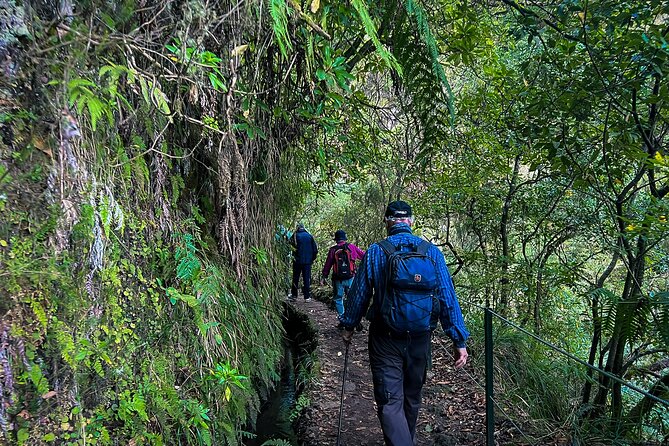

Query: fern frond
<box><xmin>86</xmin><ymin>97</ymin><xmax>108</xmax><ymax>131</ymax></box>
<box><xmin>649</xmin><ymin>292</ymin><xmax>669</xmax><ymax>347</ymax></box>
<box><xmin>658</xmin><ymin>301</ymin><xmax>669</xmax><ymax>347</ymax></box>
<box><xmin>404</xmin><ymin>0</ymin><xmax>454</xmax><ymax>123</ymax></box>
<box><xmin>196</xmin><ymin>272</ymin><xmax>220</xmax><ymax>305</ymax></box>
<box><xmin>392</xmin><ymin>23</ymin><xmax>451</xmax><ymax>158</ymax></box>
<box><xmin>270</xmin><ymin>0</ymin><xmax>293</xmax><ymax>59</ymax></box>
<box><xmin>596</xmin><ymin>291</ymin><xmax>652</xmax><ymax>344</ymax></box>
<box><xmin>350</xmin><ymin>0</ymin><xmax>402</xmax><ymax>75</ymax></box>
<box><xmin>620</xmin><ymin>297</ymin><xmax>649</xmax><ymax>343</ymax></box>
<box><xmin>591</xmin><ymin>287</ymin><xmax>618</xmax><ymax>337</ymax></box>
<box><xmin>175</xmin><ymin>233</ymin><xmax>202</xmax><ymax>281</ymax></box>
<box><xmin>261</xmin><ymin>439</ymin><xmax>292</xmax><ymax>446</ymax></box>
<box><xmin>239</xmin><ymin>430</ymin><xmax>257</xmax><ymax>440</ymax></box>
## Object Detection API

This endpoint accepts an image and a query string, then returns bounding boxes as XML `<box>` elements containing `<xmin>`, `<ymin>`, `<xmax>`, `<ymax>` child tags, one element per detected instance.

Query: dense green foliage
<box><xmin>302</xmin><ymin>0</ymin><xmax>669</xmax><ymax>443</ymax></box>
<box><xmin>0</xmin><ymin>0</ymin><xmax>466</xmax><ymax>443</ymax></box>
<box><xmin>0</xmin><ymin>1</ymin><xmax>309</xmax><ymax>444</ymax></box>
<box><xmin>1</xmin><ymin>0</ymin><xmax>668</xmax><ymax>444</ymax></box>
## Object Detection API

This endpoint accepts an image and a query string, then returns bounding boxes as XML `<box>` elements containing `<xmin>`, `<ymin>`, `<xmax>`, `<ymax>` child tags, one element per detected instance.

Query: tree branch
<box><xmin>287</xmin><ymin>0</ymin><xmax>331</xmax><ymax>40</ymax></box>
<box><xmin>498</xmin><ymin>0</ymin><xmax>581</xmax><ymax>43</ymax></box>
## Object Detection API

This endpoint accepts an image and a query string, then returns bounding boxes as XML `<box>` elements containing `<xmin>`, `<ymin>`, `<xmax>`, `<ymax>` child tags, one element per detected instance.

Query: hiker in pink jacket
<box><xmin>321</xmin><ymin>230</ymin><xmax>365</xmax><ymax>322</ymax></box>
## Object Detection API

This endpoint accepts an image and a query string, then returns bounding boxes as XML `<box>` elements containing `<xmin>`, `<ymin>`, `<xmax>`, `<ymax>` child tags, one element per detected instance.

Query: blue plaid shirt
<box><xmin>341</xmin><ymin>223</ymin><xmax>469</xmax><ymax>348</ymax></box>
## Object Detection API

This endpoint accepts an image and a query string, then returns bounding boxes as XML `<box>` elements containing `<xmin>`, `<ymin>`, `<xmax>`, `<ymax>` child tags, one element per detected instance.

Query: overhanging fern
<box><xmin>350</xmin><ymin>0</ymin><xmax>403</xmax><ymax>75</ymax></box>
<box><xmin>404</xmin><ymin>0</ymin><xmax>455</xmax><ymax>123</ymax></box>
<box><xmin>595</xmin><ymin>287</ymin><xmax>659</xmax><ymax>344</ymax></box>
<box><xmin>392</xmin><ymin>21</ymin><xmax>452</xmax><ymax>158</ymax></box>
<box><xmin>270</xmin><ymin>0</ymin><xmax>293</xmax><ymax>59</ymax></box>
<box><xmin>67</xmin><ymin>78</ymin><xmax>112</xmax><ymax>131</ymax></box>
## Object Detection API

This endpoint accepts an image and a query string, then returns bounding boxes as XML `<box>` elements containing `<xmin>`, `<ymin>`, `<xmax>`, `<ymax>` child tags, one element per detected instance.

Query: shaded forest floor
<box><xmin>290</xmin><ymin>287</ymin><xmax>490</xmax><ymax>446</ymax></box>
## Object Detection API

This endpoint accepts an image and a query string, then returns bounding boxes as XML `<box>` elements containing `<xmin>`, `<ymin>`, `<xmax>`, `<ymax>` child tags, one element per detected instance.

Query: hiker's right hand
<box><xmin>454</xmin><ymin>346</ymin><xmax>468</xmax><ymax>368</ymax></box>
<box><xmin>342</xmin><ymin>329</ymin><xmax>354</xmax><ymax>345</ymax></box>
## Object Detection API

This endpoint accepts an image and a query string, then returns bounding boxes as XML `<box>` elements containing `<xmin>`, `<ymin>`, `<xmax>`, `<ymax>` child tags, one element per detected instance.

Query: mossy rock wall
<box><xmin>0</xmin><ymin>2</ymin><xmax>305</xmax><ymax>445</ymax></box>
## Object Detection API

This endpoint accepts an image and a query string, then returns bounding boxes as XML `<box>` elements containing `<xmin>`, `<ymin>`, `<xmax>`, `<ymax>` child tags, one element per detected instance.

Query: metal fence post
<box><xmin>485</xmin><ymin>307</ymin><xmax>495</xmax><ymax>446</ymax></box>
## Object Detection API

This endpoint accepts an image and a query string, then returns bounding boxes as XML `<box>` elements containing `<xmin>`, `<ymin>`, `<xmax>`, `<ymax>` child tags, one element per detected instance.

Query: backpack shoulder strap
<box><xmin>377</xmin><ymin>239</ymin><xmax>396</xmax><ymax>257</ymax></box>
<box><xmin>416</xmin><ymin>240</ymin><xmax>431</xmax><ymax>255</ymax></box>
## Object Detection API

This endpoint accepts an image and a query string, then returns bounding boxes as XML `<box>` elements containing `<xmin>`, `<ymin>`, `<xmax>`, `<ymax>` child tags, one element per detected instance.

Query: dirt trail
<box><xmin>290</xmin><ymin>290</ymin><xmax>489</xmax><ymax>446</ymax></box>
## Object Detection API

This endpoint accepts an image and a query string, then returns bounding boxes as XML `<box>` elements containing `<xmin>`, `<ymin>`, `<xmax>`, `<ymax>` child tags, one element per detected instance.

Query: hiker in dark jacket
<box><xmin>340</xmin><ymin>201</ymin><xmax>469</xmax><ymax>446</ymax></box>
<box><xmin>321</xmin><ymin>230</ymin><xmax>365</xmax><ymax>318</ymax></box>
<box><xmin>289</xmin><ymin>223</ymin><xmax>318</xmax><ymax>301</ymax></box>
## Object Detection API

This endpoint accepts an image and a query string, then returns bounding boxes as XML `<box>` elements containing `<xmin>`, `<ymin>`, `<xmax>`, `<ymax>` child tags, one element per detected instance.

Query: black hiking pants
<box><xmin>368</xmin><ymin>327</ymin><xmax>431</xmax><ymax>446</ymax></box>
<box><xmin>291</xmin><ymin>262</ymin><xmax>312</xmax><ymax>300</ymax></box>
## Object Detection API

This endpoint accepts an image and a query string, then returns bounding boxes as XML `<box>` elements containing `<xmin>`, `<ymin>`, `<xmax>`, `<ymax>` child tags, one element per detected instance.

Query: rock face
<box><xmin>0</xmin><ymin>0</ymin><xmax>29</xmax><ymax>79</ymax></box>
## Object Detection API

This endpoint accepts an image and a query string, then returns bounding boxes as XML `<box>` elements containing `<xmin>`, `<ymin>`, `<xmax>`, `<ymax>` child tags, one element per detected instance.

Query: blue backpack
<box><xmin>377</xmin><ymin>239</ymin><xmax>440</xmax><ymax>334</ymax></box>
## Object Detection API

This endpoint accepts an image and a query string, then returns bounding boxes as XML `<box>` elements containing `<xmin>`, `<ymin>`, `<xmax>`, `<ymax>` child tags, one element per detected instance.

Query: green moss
<box><xmin>1</xmin><ymin>2</ymin><xmax>297</xmax><ymax>445</ymax></box>
<box><xmin>2</xmin><ymin>210</ymin><xmax>285</xmax><ymax>444</ymax></box>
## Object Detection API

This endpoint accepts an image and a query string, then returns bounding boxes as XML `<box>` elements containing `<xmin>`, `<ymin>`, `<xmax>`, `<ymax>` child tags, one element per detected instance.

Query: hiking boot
<box><xmin>356</xmin><ymin>323</ymin><xmax>364</xmax><ymax>332</ymax></box>
<box><xmin>336</xmin><ymin>322</ymin><xmax>345</xmax><ymax>330</ymax></box>
<box><xmin>287</xmin><ymin>295</ymin><xmax>297</xmax><ymax>302</ymax></box>
<box><xmin>304</xmin><ymin>298</ymin><xmax>312</xmax><ymax>302</ymax></box>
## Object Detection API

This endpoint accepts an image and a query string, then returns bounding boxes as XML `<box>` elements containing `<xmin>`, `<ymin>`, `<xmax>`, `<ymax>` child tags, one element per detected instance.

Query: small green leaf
<box><xmin>17</xmin><ymin>428</ymin><xmax>29</xmax><ymax>444</ymax></box>
<box><xmin>139</xmin><ymin>77</ymin><xmax>151</xmax><ymax>105</ymax></box>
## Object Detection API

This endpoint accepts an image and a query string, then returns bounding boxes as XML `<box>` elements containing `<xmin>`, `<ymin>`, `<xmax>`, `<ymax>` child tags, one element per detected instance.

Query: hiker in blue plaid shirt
<box><xmin>340</xmin><ymin>200</ymin><xmax>469</xmax><ymax>446</ymax></box>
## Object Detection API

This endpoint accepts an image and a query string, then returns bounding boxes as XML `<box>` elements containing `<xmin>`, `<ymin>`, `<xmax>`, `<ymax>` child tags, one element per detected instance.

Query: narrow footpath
<box><xmin>290</xmin><ymin>288</ymin><xmax>489</xmax><ymax>446</ymax></box>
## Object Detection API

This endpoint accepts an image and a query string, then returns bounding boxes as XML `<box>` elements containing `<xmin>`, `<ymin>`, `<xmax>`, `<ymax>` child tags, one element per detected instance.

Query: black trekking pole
<box><xmin>336</xmin><ymin>342</ymin><xmax>350</xmax><ymax>446</ymax></box>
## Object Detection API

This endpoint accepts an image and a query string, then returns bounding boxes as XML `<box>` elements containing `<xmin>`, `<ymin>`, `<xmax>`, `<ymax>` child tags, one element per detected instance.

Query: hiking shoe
<box><xmin>287</xmin><ymin>295</ymin><xmax>297</xmax><ymax>302</ymax></box>
<box><xmin>336</xmin><ymin>322</ymin><xmax>345</xmax><ymax>331</ymax></box>
<box><xmin>356</xmin><ymin>323</ymin><xmax>364</xmax><ymax>332</ymax></box>
<box><xmin>304</xmin><ymin>298</ymin><xmax>312</xmax><ymax>302</ymax></box>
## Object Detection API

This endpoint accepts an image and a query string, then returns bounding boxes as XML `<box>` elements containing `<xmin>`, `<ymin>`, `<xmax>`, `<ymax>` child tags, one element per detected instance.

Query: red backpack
<box><xmin>332</xmin><ymin>243</ymin><xmax>355</xmax><ymax>280</ymax></box>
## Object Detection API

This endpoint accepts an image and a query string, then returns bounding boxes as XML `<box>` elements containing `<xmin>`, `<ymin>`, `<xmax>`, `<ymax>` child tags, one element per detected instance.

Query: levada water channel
<box><xmin>244</xmin><ymin>303</ymin><xmax>318</xmax><ymax>446</ymax></box>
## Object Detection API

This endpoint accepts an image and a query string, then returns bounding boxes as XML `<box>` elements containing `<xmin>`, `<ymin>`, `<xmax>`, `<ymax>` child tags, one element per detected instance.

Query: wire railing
<box><xmin>434</xmin><ymin>336</ymin><xmax>537</xmax><ymax>445</ymax></box>
<box><xmin>454</xmin><ymin>300</ymin><xmax>669</xmax><ymax>446</ymax></box>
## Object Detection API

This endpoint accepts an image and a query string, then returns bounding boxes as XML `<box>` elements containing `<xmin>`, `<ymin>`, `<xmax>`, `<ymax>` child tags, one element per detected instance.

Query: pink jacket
<box><xmin>322</xmin><ymin>241</ymin><xmax>366</xmax><ymax>278</ymax></box>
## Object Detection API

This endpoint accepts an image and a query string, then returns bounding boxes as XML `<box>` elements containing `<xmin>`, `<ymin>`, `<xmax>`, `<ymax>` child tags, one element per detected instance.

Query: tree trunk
<box><xmin>499</xmin><ymin>155</ymin><xmax>520</xmax><ymax>313</ymax></box>
<box><xmin>533</xmin><ymin>229</ymin><xmax>573</xmax><ymax>332</ymax></box>
<box><xmin>582</xmin><ymin>251</ymin><xmax>619</xmax><ymax>405</ymax></box>
<box><xmin>593</xmin><ymin>238</ymin><xmax>646</xmax><ymax>419</ymax></box>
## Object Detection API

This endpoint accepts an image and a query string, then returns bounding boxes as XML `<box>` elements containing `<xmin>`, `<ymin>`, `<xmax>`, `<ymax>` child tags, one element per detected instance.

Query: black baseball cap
<box><xmin>385</xmin><ymin>200</ymin><xmax>412</xmax><ymax>219</ymax></box>
<box><xmin>334</xmin><ymin>230</ymin><xmax>347</xmax><ymax>241</ymax></box>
